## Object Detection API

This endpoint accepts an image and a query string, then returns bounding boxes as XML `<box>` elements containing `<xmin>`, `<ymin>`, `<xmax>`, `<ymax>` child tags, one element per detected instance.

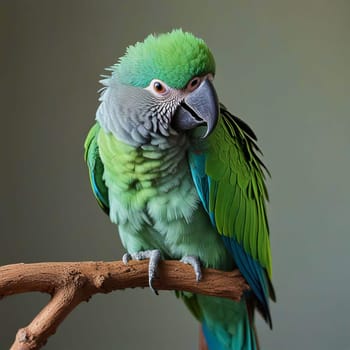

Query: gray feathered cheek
<box><xmin>111</xmin><ymin>83</ymin><xmax>180</xmax><ymax>142</ymax></box>
<box><xmin>140</xmin><ymin>103</ymin><xmax>177</xmax><ymax>138</ymax></box>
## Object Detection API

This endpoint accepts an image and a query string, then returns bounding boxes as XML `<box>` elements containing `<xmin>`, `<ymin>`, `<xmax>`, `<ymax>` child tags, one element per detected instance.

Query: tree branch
<box><xmin>0</xmin><ymin>260</ymin><xmax>249</xmax><ymax>350</ymax></box>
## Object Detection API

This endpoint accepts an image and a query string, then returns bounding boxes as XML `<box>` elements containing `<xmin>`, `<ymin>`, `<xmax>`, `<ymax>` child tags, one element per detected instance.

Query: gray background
<box><xmin>1</xmin><ymin>1</ymin><xmax>349</xmax><ymax>349</ymax></box>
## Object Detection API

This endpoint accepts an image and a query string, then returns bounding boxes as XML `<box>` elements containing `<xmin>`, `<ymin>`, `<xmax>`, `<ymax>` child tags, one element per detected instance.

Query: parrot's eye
<box><xmin>146</xmin><ymin>79</ymin><xmax>171</xmax><ymax>97</ymax></box>
<box><xmin>152</xmin><ymin>80</ymin><xmax>167</xmax><ymax>94</ymax></box>
<box><xmin>187</xmin><ymin>77</ymin><xmax>201</xmax><ymax>92</ymax></box>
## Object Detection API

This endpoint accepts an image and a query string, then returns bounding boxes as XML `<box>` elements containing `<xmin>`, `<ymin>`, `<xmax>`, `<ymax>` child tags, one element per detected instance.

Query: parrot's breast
<box><xmin>97</xmin><ymin>129</ymin><xmax>231</xmax><ymax>267</ymax></box>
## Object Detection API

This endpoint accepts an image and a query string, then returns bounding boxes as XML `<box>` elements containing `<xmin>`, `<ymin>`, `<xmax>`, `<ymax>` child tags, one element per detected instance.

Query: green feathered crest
<box><xmin>111</xmin><ymin>29</ymin><xmax>216</xmax><ymax>89</ymax></box>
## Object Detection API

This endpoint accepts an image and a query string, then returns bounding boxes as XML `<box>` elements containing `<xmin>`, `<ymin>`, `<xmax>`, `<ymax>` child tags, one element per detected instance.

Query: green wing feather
<box><xmin>206</xmin><ymin>105</ymin><xmax>272</xmax><ymax>277</ymax></box>
<box><xmin>189</xmin><ymin>104</ymin><xmax>275</xmax><ymax>327</ymax></box>
<box><xmin>84</xmin><ymin>123</ymin><xmax>110</xmax><ymax>215</ymax></box>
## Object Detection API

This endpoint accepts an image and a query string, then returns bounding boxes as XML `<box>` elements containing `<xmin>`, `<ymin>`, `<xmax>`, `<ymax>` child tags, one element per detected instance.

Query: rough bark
<box><xmin>0</xmin><ymin>260</ymin><xmax>248</xmax><ymax>350</ymax></box>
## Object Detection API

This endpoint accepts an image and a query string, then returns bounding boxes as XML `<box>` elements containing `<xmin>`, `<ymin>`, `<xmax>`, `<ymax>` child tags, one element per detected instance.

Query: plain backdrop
<box><xmin>1</xmin><ymin>1</ymin><xmax>350</xmax><ymax>349</ymax></box>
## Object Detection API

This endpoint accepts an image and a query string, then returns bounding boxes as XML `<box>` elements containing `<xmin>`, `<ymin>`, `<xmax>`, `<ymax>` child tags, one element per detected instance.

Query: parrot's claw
<box><xmin>122</xmin><ymin>249</ymin><xmax>161</xmax><ymax>295</ymax></box>
<box><xmin>180</xmin><ymin>255</ymin><xmax>202</xmax><ymax>281</ymax></box>
<box><xmin>122</xmin><ymin>252</ymin><xmax>132</xmax><ymax>265</ymax></box>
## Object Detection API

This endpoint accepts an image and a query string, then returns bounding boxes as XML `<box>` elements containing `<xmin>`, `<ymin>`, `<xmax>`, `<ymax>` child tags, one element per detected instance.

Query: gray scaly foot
<box><xmin>180</xmin><ymin>255</ymin><xmax>202</xmax><ymax>281</ymax></box>
<box><xmin>122</xmin><ymin>249</ymin><xmax>161</xmax><ymax>294</ymax></box>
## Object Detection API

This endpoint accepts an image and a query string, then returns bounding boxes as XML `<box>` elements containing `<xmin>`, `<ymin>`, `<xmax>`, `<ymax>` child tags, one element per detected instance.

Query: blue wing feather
<box><xmin>221</xmin><ymin>236</ymin><xmax>272</xmax><ymax>326</ymax></box>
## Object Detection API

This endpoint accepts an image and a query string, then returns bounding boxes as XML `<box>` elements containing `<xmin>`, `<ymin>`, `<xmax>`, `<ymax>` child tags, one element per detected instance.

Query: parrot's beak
<box><xmin>172</xmin><ymin>79</ymin><xmax>219</xmax><ymax>137</ymax></box>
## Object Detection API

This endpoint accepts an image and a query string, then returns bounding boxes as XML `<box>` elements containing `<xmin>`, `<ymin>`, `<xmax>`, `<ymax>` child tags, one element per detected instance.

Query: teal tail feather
<box><xmin>178</xmin><ymin>291</ymin><xmax>258</xmax><ymax>350</ymax></box>
<box><xmin>194</xmin><ymin>295</ymin><xmax>258</xmax><ymax>350</ymax></box>
<box><xmin>202</xmin><ymin>314</ymin><xmax>257</xmax><ymax>350</ymax></box>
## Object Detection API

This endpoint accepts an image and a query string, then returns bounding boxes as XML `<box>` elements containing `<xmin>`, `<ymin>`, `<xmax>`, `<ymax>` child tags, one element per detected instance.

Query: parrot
<box><xmin>84</xmin><ymin>29</ymin><xmax>275</xmax><ymax>350</ymax></box>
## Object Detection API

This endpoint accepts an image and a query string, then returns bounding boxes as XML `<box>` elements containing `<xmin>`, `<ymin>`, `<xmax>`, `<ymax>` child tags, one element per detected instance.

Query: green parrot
<box><xmin>85</xmin><ymin>29</ymin><xmax>275</xmax><ymax>350</ymax></box>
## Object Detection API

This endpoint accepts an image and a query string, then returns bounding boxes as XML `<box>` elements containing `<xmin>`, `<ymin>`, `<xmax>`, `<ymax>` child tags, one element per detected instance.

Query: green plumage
<box><xmin>85</xmin><ymin>120</ymin><xmax>254</xmax><ymax>349</ymax></box>
<box><xmin>84</xmin><ymin>123</ymin><xmax>109</xmax><ymax>214</ymax></box>
<box><xmin>88</xmin><ymin>124</ymin><xmax>231</xmax><ymax>266</ymax></box>
<box><xmin>112</xmin><ymin>29</ymin><xmax>215</xmax><ymax>88</ymax></box>
<box><xmin>85</xmin><ymin>29</ymin><xmax>274</xmax><ymax>350</ymax></box>
<box><xmin>205</xmin><ymin>107</ymin><xmax>272</xmax><ymax>277</ymax></box>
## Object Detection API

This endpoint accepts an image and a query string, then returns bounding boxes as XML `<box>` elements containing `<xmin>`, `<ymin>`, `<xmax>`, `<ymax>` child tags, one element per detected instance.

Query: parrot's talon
<box><xmin>180</xmin><ymin>255</ymin><xmax>202</xmax><ymax>281</ymax></box>
<box><xmin>122</xmin><ymin>253</ymin><xmax>132</xmax><ymax>265</ymax></box>
<box><xmin>148</xmin><ymin>249</ymin><xmax>161</xmax><ymax>294</ymax></box>
<box><xmin>121</xmin><ymin>249</ymin><xmax>161</xmax><ymax>294</ymax></box>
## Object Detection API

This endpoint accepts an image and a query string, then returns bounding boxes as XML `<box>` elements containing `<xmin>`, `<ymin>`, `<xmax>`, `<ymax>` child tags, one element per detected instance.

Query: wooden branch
<box><xmin>0</xmin><ymin>260</ymin><xmax>249</xmax><ymax>350</ymax></box>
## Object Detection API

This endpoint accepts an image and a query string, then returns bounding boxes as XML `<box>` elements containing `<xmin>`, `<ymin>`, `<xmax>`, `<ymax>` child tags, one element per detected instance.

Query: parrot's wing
<box><xmin>189</xmin><ymin>104</ymin><xmax>275</xmax><ymax>327</ymax></box>
<box><xmin>84</xmin><ymin>123</ymin><xmax>110</xmax><ymax>215</ymax></box>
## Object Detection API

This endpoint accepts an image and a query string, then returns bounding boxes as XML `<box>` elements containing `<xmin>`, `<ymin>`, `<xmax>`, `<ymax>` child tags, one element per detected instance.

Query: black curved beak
<box><xmin>172</xmin><ymin>79</ymin><xmax>219</xmax><ymax>138</ymax></box>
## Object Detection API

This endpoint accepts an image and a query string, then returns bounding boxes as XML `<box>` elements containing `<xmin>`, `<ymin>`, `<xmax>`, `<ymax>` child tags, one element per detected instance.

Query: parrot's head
<box><xmin>96</xmin><ymin>29</ymin><xmax>219</xmax><ymax>146</ymax></box>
